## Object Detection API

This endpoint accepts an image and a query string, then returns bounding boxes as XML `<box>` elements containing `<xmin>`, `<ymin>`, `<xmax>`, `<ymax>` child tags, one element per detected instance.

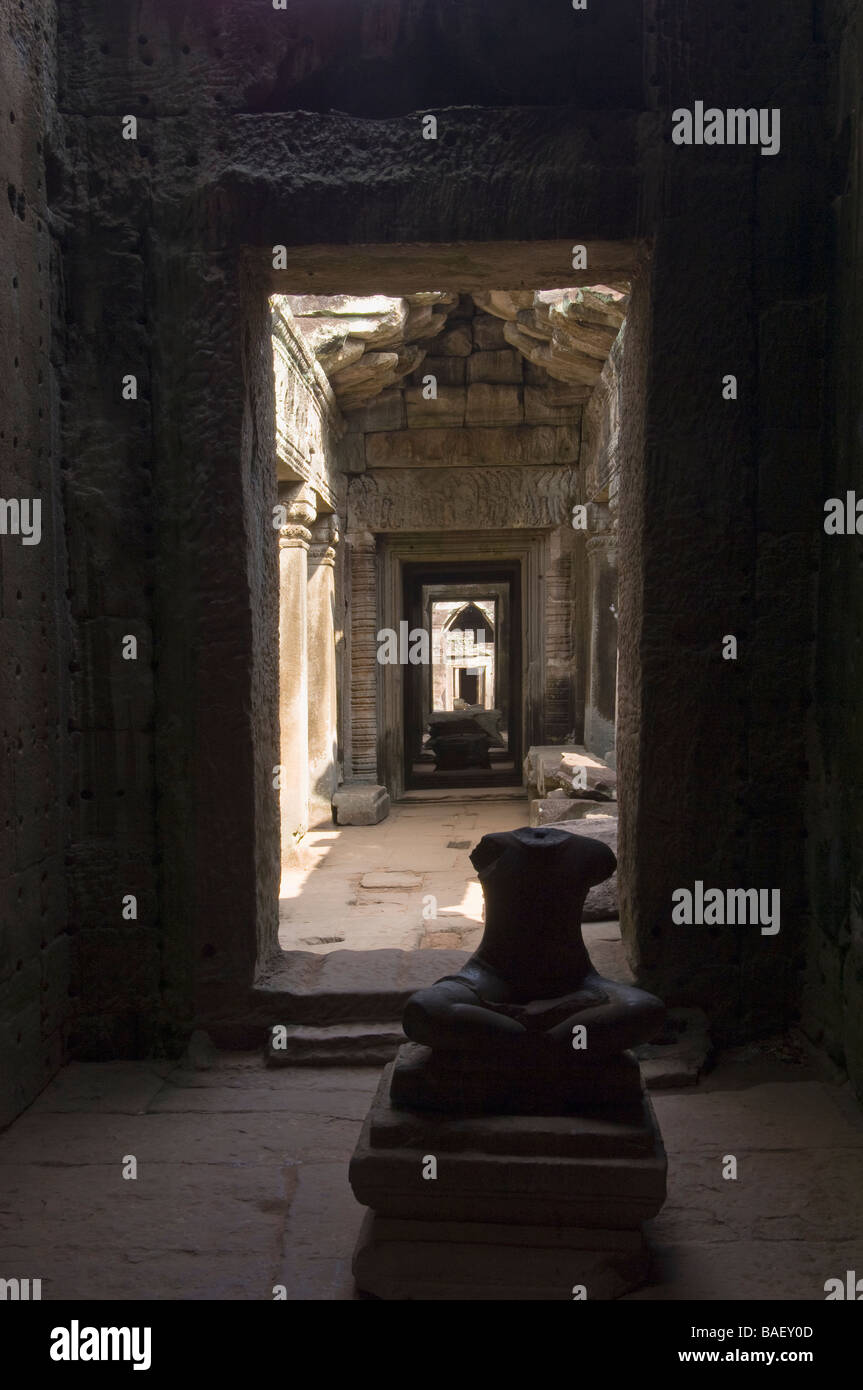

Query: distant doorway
<box><xmin>403</xmin><ymin>561</ymin><xmax>522</xmax><ymax>789</ymax></box>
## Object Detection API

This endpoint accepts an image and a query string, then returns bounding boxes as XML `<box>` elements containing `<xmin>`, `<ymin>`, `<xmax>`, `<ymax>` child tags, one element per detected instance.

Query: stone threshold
<box><xmin>213</xmin><ymin>948</ymin><xmax>713</xmax><ymax>1086</ymax></box>
<box><xmin>256</xmin><ymin>947</ymin><xmax>469</xmax><ymax>1022</ymax></box>
<box><xmin>397</xmin><ymin>788</ymin><xmax>527</xmax><ymax>803</ymax></box>
<box><xmin>205</xmin><ymin>947</ymin><xmax>470</xmax><ymax>1056</ymax></box>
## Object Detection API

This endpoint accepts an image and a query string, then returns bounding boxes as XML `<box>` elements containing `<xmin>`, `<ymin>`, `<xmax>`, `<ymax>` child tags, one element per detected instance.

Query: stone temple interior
<box><xmin>2</xmin><ymin>0</ymin><xmax>863</xmax><ymax>1309</ymax></box>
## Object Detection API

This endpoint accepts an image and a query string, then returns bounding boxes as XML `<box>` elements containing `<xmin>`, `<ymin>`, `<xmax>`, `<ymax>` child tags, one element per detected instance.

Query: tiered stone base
<box><xmin>352</xmin><ymin>1211</ymin><xmax>649</xmax><ymax>1301</ymax></box>
<box><xmin>349</xmin><ymin>1047</ymin><xmax>667</xmax><ymax>1300</ymax></box>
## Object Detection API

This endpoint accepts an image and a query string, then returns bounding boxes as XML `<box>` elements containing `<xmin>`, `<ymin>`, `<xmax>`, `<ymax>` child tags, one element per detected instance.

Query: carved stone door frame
<box><xmin>377</xmin><ymin>531</ymin><xmax>548</xmax><ymax>799</ymax></box>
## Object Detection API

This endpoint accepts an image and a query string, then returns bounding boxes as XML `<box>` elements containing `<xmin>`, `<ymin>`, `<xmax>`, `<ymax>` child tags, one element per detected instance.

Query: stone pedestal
<box><xmin>349</xmin><ymin>1051</ymin><xmax>666</xmax><ymax>1299</ymax></box>
<box><xmin>307</xmin><ymin>515</ymin><xmax>340</xmax><ymax>825</ymax></box>
<box><xmin>352</xmin><ymin>1211</ymin><xmax>648</xmax><ymax>1302</ymax></box>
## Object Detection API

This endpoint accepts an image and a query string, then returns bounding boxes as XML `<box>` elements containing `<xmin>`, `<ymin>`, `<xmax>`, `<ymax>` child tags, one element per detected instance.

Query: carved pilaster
<box><xmin>278</xmin><ymin>488</ymin><xmax>317</xmax><ymax>862</ymax></box>
<box><xmin>586</xmin><ymin>530</ymin><xmax>618</xmax><ymax>557</ymax></box>
<box><xmin>348</xmin><ymin>530</ymin><xmax>379</xmax><ymax>781</ymax></box>
<box><xmin>278</xmin><ymin>497</ymin><xmax>316</xmax><ymax>550</ymax></box>
<box><xmin>544</xmin><ymin>542</ymin><xmax>575</xmax><ymax>743</ymax></box>
<box><xmin>584</xmin><ymin>510</ymin><xmax>619</xmax><ymax>763</ymax></box>
<box><xmin>307</xmin><ymin>514</ymin><xmax>341</xmax><ymax>822</ymax></box>
<box><xmin>308</xmin><ymin>513</ymin><xmax>340</xmax><ymax>569</ymax></box>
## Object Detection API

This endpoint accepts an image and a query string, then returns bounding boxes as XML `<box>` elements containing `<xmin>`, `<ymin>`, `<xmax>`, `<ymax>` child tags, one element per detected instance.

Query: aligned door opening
<box><xmin>402</xmin><ymin>559</ymin><xmax>523</xmax><ymax>790</ymax></box>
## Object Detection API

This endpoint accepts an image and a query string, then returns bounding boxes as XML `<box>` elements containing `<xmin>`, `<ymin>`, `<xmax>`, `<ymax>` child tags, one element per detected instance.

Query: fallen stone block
<box><xmin>332</xmin><ymin>782</ymin><xmax>390</xmax><ymax>826</ymax></box>
<box><xmin>635</xmin><ymin>1007</ymin><xmax>713</xmax><ymax>1088</ymax></box>
<box><xmin>529</xmin><ymin>797</ymin><xmax>612</xmax><ymax>827</ymax></box>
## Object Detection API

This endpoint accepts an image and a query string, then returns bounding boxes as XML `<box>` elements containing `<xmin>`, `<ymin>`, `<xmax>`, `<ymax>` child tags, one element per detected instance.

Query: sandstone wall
<box><xmin>0</xmin><ymin>0</ymin><xmax>69</xmax><ymax>1125</ymax></box>
<box><xmin>613</xmin><ymin>0</ymin><xmax>828</xmax><ymax>1041</ymax></box>
<box><xmin>803</xmin><ymin>0</ymin><xmax>863</xmax><ymax>1098</ymax></box>
<box><xmin>0</xmin><ymin>0</ymin><xmax>843</xmax><ymax>1087</ymax></box>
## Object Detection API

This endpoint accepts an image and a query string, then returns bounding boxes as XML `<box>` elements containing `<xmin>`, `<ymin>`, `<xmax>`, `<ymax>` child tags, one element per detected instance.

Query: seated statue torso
<box><xmin>402</xmin><ymin>826</ymin><xmax>664</xmax><ymax>1055</ymax></box>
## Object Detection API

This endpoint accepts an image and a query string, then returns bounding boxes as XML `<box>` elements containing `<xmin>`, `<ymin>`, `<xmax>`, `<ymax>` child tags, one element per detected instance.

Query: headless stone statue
<box><xmin>403</xmin><ymin>826</ymin><xmax>664</xmax><ymax>1058</ymax></box>
<box><xmin>354</xmin><ymin>824</ymin><xmax>671</xmax><ymax>1294</ymax></box>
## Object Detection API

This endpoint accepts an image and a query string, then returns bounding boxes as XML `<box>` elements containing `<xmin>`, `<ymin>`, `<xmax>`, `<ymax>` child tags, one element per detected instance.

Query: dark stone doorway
<box><xmin>403</xmin><ymin>560</ymin><xmax>523</xmax><ymax>790</ymax></box>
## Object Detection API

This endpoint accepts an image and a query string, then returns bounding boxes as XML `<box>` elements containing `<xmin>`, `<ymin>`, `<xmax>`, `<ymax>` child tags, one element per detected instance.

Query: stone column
<box><xmin>347</xmin><ymin>529</ymin><xmax>379</xmax><ymax>781</ymax></box>
<box><xmin>307</xmin><ymin>513</ymin><xmax>340</xmax><ymax>825</ymax></box>
<box><xmin>584</xmin><ymin>522</ymin><xmax>619</xmax><ymax>763</ymax></box>
<box><xmin>544</xmin><ymin>528</ymin><xmax>576</xmax><ymax>744</ymax></box>
<box><xmin>278</xmin><ymin>487</ymin><xmax>316</xmax><ymax>864</ymax></box>
<box><xmin>333</xmin><ymin>530</ymin><xmax>390</xmax><ymax>825</ymax></box>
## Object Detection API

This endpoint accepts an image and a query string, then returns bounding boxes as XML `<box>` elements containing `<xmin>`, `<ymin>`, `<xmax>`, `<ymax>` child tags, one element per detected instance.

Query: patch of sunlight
<box><xmin>278</xmin><ymin>827</ymin><xmax>341</xmax><ymax>900</ymax></box>
<box><xmin>438</xmin><ymin>878</ymin><xmax>484</xmax><ymax>923</ymax></box>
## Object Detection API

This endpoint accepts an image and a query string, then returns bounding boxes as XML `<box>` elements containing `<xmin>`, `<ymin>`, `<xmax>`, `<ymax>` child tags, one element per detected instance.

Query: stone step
<box><xmin>253</xmin><ymin>947</ymin><xmax>470</xmax><ymax>1028</ymax></box>
<box><xmin>266</xmin><ymin>1021</ymin><xmax>405</xmax><ymax>1067</ymax></box>
<box><xmin>262</xmin><ymin>1015</ymin><xmax>712</xmax><ymax>1081</ymax></box>
<box><xmin>397</xmin><ymin>788</ymin><xmax>527</xmax><ymax>803</ymax></box>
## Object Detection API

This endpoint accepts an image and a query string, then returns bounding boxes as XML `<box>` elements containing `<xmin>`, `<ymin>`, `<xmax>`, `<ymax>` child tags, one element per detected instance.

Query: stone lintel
<box><xmin>365</xmin><ymin>423</ymin><xmax>579</xmax><ymax>468</ymax></box>
<box><xmin>348</xmin><ymin>467</ymin><xmax>579</xmax><ymax>532</ymax></box>
<box><xmin>258</xmin><ymin>239</ymin><xmax>645</xmax><ymax>297</ymax></box>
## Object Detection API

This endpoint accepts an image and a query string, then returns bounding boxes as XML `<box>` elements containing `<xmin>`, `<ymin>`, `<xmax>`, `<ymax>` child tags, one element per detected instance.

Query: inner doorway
<box><xmin>403</xmin><ymin>560</ymin><xmax>523</xmax><ymax>789</ymax></box>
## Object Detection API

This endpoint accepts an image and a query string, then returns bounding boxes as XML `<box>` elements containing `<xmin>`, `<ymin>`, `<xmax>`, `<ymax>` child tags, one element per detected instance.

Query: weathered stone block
<box><xmin>348</xmin><ymin>465</ymin><xmax>578</xmax><ymax>530</ymax></box>
<box><xmin>473</xmin><ymin>291</ymin><xmax>535</xmax><ymax>321</ymax></box>
<box><xmin>349</xmin><ymin>1063</ymin><xmax>667</xmax><ymax>1228</ymax></box>
<box><xmin>288</xmin><ymin>295</ymin><xmax>408</xmax><ymax>349</ymax></box>
<box><xmin>524</xmin><ymin>360</ymin><xmax>552</xmax><ymax>386</ymax></box>
<box><xmin>342</xmin><ymin>389</ymin><xmax>405</xmax><ymax>433</ymax></box>
<box><xmin>529</xmin><ymin>797</ymin><xmax>613</xmax><ymax>827</ymax></box>
<box><xmin>266</xmin><ymin>1021</ymin><xmax>405</xmax><ymax>1066</ymax></box>
<box><xmin>404</xmin><ymin>386</ymin><xmax>466</xmax><ymax>429</ymax></box>
<box><xmin>315</xmin><ymin>337</ymin><xmax>365</xmax><ymax>374</ymax></box>
<box><xmin>406</xmin><ymin>304</ymin><xmax>452</xmax><ymax>341</ymax></box>
<box><xmin>465</xmin><ymin>384</ymin><xmax>523</xmax><ymax>427</ymax></box>
<box><xmin>406</xmin><ymin>355</ymin><xmax>466</xmax><ymax>387</ymax></box>
<box><xmin>365</xmin><ymin>425</ymin><xmax>576</xmax><ymax>469</ymax></box>
<box><xmin>559</xmin><ymin>815</ymin><xmax>619</xmax><ymax>920</ymax></box>
<box><xmin>472</xmin><ymin>314</ymin><xmax>509</xmax><ymax>350</ymax></box>
<box><xmin>524</xmin><ymin>384</ymin><xmax>590</xmax><ymax>423</ymax></box>
<box><xmin>258</xmin><ymin>948</ymin><xmax>469</xmax><ymax>1028</ymax></box>
<box><xmin>524</xmin><ymin>745</ymin><xmax>617</xmax><ymax>799</ymax></box>
<box><xmin>352</xmin><ymin>1210</ymin><xmax>650</xmax><ymax>1300</ymax></box>
<box><xmin>390</xmin><ymin>1041</ymin><xmax>643</xmax><ymax>1115</ymax></box>
<box><xmin>436</xmin><ymin>325</ymin><xmax>472</xmax><ymax>357</ymax></box>
<box><xmin>333</xmin><ymin>782</ymin><xmax>390</xmax><ymax>826</ymax></box>
<box><xmin>467</xmin><ymin>349</ymin><xmax>523</xmax><ymax>384</ymax></box>
<box><xmin>337</xmin><ymin>433</ymin><xmax>366</xmax><ymax>474</ymax></box>
<box><xmin>361</xmin><ymin>871</ymin><xmax>422</xmax><ymax>889</ymax></box>
<box><xmin>330</xmin><ymin>351</ymin><xmax>399</xmax><ymax>396</ymax></box>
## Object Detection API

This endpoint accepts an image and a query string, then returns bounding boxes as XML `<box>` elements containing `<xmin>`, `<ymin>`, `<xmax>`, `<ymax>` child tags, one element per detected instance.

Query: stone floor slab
<box><xmin>1</xmin><ymin>1048</ymin><xmax>861</xmax><ymax>1300</ymax></box>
